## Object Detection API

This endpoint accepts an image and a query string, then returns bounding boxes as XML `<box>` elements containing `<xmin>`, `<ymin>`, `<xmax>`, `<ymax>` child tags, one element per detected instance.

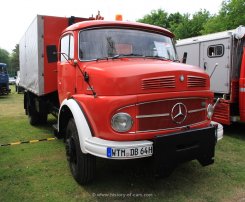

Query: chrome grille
<box><xmin>142</xmin><ymin>76</ymin><xmax>175</xmax><ymax>90</ymax></box>
<box><xmin>136</xmin><ymin>98</ymin><xmax>207</xmax><ymax>132</ymax></box>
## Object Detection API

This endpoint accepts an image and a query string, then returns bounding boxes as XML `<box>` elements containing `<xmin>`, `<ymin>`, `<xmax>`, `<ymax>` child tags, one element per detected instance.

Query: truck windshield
<box><xmin>79</xmin><ymin>28</ymin><xmax>177</xmax><ymax>61</ymax></box>
<box><xmin>0</xmin><ymin>65</ymin><xmax>7</xmax><ymax>74</ymax></box>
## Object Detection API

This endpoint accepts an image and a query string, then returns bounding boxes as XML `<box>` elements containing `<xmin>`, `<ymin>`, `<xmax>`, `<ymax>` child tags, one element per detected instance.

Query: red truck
<box><xmin>19</xmin><ymin>14</ymin><xmax>223</xmax><ymax>184</ymax></box>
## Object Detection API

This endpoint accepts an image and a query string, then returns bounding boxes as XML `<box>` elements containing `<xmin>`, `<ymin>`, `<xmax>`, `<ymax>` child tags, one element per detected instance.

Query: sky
<box><xmin>0</xmin><ymin>0</ymin><xmax>223</xmax><ymax>53</ymax></box>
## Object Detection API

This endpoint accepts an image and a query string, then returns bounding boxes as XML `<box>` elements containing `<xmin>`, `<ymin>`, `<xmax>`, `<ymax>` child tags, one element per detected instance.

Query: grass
<box><xmin>0</xmin><ymin>85</ymin><xmax>245</xmax><ymax>202</ymax></box>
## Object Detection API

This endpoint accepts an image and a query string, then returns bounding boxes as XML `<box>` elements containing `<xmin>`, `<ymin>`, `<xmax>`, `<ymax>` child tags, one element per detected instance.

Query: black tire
<box><xmin>65</xmin><ymin>118</ymin><xmax>96</xmax><ymax>185</ymax></box>
<box><xmin>26</xmin><ymin>92</ymin><xmax>47</xmax><ymax>126</ymax></box>
<box><xmin>39</xmin><ymin>113</ymin><xmax>48</xmax><ymax>124</ymax></box>
<box><xmin>198</xmin><ymin>157</ymin><xmax>214</xmax><ymax>166</ymax></box>
<box><xmin>28</xmin><ymin>105</ymin><xmax>40</xmax><ymax>125</ymax></box>
<box><xmin>29</xmin><ymin>112</ymin><xmax>47</xmax><ymax>125</ymax></box>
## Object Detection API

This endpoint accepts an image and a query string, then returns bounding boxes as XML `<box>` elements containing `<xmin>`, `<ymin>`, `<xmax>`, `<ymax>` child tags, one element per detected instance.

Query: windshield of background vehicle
<box><xmin>79</xmin><ymin>28</ymin><xmax>178</xmax><ymax>61</ymax></box>
<box><xmin>0</xmin><ymin>65</ymin><xmax>7</xmax><ymax>74</ymax></box>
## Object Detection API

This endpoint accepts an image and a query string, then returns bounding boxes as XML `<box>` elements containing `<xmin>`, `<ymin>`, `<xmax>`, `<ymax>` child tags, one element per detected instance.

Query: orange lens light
<box><xmin>115</xmin><ymin>14</ymin><xmax>123</xmax><ymax>21</ymax></box>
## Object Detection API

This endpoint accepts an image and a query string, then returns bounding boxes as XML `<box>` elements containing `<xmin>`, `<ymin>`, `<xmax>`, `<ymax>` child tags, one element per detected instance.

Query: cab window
<box><xmin>207</xmin><ymin>44</ymin><xmax>224</xmax><ymax>58</ymax></box>
<box><xmin>60</xmin><ymin>34</ymin><xmax>74</xmax><ymax>62</ymax></box>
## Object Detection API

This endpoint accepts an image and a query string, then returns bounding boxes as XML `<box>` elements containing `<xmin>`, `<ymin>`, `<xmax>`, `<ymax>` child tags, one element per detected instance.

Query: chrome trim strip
<box><xmin>136</xmin><ymin>113</ymin><xmax>170</xmax><ymax>119</ymax></box>
<box><xmin>136</xmin><ymin>97</ymin><xmax>207</xmax><ymax>106</ymax></box>
<box><xmin>136</xmin><ymin>108</ymin><xmax>206</xmax><ymax>119</ymax></box>
<box><xmin>188</xmin><ymin>108</ymin><xmax>206</xmax><ymax>114</ymax></box>
<box><xmin>136</xmin><ymin>121</ymin><xmax>208</xmax><ymax>133</ymax></box>
<box><xmin>116</xmin><ymin>104</ymin><xmax>136</xmax><ymax>112</ymax></box>
<box><xmin>240</xmin><ymin>88</ymin><xmax>245</xmax><ymax>92</ymax></box>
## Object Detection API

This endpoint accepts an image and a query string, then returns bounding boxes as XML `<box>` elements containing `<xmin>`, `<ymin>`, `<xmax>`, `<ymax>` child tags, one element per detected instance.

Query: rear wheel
<box><xmin>28</xmin><ymin>111</ymin><xmax>39</xmax><ymax>125</ymax></box>
<box><xmin>26</xmin><ymin>92</ymin><xmax>47</xmax><ymax>125</ymax></box>
<box><xmin>65</xmin><ymin>118</ymin><xmax>96</xmax><ymax>185</ymax></box>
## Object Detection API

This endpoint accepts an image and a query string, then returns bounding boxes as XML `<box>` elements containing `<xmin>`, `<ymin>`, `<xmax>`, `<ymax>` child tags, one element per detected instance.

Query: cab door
<box><xmin>200</xmin><ymin>38</ymin><xmax>231</xmax><ymax>94</ymax></box>
<box><xmin>57</xmin><ymin>34</ymin><xmax>75</xmax><ymax>103</ymax></box>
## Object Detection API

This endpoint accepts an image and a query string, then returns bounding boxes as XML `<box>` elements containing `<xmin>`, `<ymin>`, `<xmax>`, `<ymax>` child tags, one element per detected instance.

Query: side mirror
<box><xmin>182</xmin><ymin>52</ymin><xmax>187</xmax><ymax>64</ymax></box>
<box><xmin>46</xmin><ymin>45</ymin><xmax>58</xmax><ymax>63</ymax></box>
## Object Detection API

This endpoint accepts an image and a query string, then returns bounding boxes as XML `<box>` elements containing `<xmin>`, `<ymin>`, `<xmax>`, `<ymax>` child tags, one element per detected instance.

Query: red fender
<box><xmin>239</xmin><ymin>46</ymin><xmax>245</xmax><ymax>122</ymax></box>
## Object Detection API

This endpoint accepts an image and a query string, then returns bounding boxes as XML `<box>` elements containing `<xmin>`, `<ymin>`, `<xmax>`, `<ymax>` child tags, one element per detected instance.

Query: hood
<box><xmin>82</xmin><ymin>58</ymin><xmax>210</xmax><ymax>96</ymax></box>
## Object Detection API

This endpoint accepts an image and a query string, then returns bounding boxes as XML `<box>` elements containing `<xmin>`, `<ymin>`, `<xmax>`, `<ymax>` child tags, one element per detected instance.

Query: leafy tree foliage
<box><xmin>190</xmin><ymin>10</ymin><xmax>210</xmax><ymax>36</ymax></box>
<box><xmin>138</xmin><ymin>9</ymin><xmax>210</xmax><ymax>39</ymax></box>
<box><xmin>9</xmin><ymin>44</ymin><xmax>19</xmax><ymax>76</ymax></box>
<box><xmin>202</xmin><ymin>0</ymin><xmax>245</xmax><ymax>34</ymax></box>
<box><xmin>138</xmin><ymin>9</ymin><xmax>169</xmax><ymax>28</ymax></box>
<box><xmin>138</xmin><ymin>0</ymin><xmax>245</xmax><ymax>39</ymax></box>
<box><xmin>0</xmin><ymin>48</ymin><xmax>10</xmax><ymax>66</ymax></box>
<box><xmin>0</xmin><ymin>45</ymin><xmax>19</xmax><ymax>76</ymax></box>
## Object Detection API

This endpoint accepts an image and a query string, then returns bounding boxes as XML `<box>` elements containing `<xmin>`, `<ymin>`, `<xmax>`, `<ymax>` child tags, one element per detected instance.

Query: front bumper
<box><xmin>84</xmin><ymin>123</ymin><xmax>223</xmax><ymax>160</ymax></box>
<box><xmin>154</xmin><ymin>125</ymin><xmax>216</xmax><ymax>174</ymax></box>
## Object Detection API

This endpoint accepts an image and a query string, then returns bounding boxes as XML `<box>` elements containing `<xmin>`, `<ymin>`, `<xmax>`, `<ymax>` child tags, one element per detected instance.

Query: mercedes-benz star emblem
<box><xmin>180</xmin><ymin>75</ymin><xmax>185</xmax><ymax>82</ymax></box>
<box><xmin>171</xmin><ymin>103</ymin><xmax>187</xmax><ymax>124</ymax></box>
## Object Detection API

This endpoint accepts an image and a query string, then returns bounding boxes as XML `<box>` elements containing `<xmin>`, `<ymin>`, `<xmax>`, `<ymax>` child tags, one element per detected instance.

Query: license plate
<box><xmin>107</xmin><ymin>146</ymin><xmax>153</xmax><ymax>158</ymax></box>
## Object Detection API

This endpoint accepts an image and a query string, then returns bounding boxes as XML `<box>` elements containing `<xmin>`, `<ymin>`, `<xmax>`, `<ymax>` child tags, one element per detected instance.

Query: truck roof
<box><xmin>64</xmin><ymin>20</ymin><xmax>174</xmax><ymax>38</ymax></box>
<box><xmin>176</xmin><ymin>30</ymin><xmax>235</xmax><ymax>46</ymax></box>
<box><xmin>176</xmin><ymin>25</ymin><xmax>245</xmax><ymax>46</ymax></box>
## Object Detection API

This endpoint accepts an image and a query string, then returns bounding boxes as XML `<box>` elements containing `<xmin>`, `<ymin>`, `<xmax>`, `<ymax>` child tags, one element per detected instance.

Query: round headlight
<box><xmin>111</xmin><ymin>113</ymin><xmax>133</xmax><ymax>132</ymax></box>
<box><xmin>207</xmin><ymin>104</ymin><xmax>214</xmax><ymax>119</ymax></box>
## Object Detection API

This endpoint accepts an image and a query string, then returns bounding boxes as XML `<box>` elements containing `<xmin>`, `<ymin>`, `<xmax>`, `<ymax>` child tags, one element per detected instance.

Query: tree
<box><xmin>190</xmin><ymin>10</ymin><xmax>210</xmax><ymax>36</ymax></box>
<box><xmin>0</xmin><ymin>48</ymin><xmax>10</xmax><ymax>66</ymax></box>
<box><xmin>202</xmin><ymin>0</ymin><xmax>245</xmax><ymax>34</ymax></box>
<box><xmin>137</xmin><ymin>9</ymin><xmax>211</xmax><ymax>40</ymax></box>
<box><xmin>0</xmin><ymin>44</ymin><xmax>20</xmax><ymax>76</ymax></box>
<box><xmin>138</xmin><ymin>9</ymin><xmax>169</xmax><ymax>28</ymax></box>
<box><xmin>9</xmin><ymin>44</ymin><xmax>19</xmax><ymax>76</ymax></box>
<box><xmin>170</xmin><ymin>14</ymin><xmax>192</xmax><ymax>39</ymax></box>
<box><xmin>138</xmin><ymin>0</ymin><xmax>245</xmax><ymax>39</ymax></box>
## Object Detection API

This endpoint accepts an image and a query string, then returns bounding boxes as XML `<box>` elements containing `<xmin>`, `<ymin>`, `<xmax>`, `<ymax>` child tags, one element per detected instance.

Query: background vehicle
<box><xmin>20</xmin><ymin>14</ymin><xmax>223</xmax><ymax>185</ymax></box>
<box><xmin>176</xmin><ymin>26</ymin><xmax>245</xmax><ymax>125</ymax></box>
<box><xmin>0</xmin><ymin>63</ymin><xmax>11</xmax><ymax>95</ymax></box>
<box><xmin>9</xmin><ymin>76</ymin><xmax>16</xmax><ymax>85</ymax></box>
<box><xmin>15</xmin><ymin>70</ymin><xmax>24</xmax><ymax>93</ymax></box>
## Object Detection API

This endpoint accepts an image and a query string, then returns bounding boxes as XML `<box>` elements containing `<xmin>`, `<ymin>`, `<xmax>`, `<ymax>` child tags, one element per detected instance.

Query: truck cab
<box><xmin>0</xmin><ymin>63</ymin><xmax>10</xmax><ymax>95</ymax></box>
<box><xmin>56</xmin><ymin>20</ymin><xmax>223</xmax><ymax>183</ymax></box>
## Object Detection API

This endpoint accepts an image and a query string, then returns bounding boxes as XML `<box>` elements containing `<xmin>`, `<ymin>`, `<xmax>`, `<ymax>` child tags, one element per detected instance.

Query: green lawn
<box><xmin>0</xmin><ymin>86</ymin><xmax>245</xmax><ymax>202</ymax></box>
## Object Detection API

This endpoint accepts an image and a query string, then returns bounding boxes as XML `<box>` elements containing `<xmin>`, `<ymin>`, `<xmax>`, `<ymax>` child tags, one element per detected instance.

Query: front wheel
<box><xmin>65</xmin><ymin>118</ymin><xmax>96</xmax><ymax>185</ymax></box>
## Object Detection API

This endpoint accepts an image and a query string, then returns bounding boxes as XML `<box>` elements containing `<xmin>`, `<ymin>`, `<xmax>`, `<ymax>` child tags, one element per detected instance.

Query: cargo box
<box><xmin>19</xmin><ymin>15</ymin><xmax>88</xmax><ymax>96</ymax></box>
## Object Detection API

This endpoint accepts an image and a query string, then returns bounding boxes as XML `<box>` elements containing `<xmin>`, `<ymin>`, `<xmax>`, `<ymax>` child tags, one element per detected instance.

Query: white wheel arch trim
<box><xmin>58</xmin><ymin>98</ymin><xmax>153</xmax><ymax>159</ymax></box>
<box><xmin>59</xmin><ymin>98</ymin><xmax>92</xmax><ymax>153</ymax></box>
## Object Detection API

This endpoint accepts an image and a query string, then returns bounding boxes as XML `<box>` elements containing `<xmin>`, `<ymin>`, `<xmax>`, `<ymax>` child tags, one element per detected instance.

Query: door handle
<box><xmin>204</xmin><ymin>62</ymin><xmax>207</xmax><ymax>71</ymax></box>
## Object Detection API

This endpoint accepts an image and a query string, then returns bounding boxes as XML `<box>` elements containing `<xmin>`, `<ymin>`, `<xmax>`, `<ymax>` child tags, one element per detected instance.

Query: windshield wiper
<box><xmin>144</xmin><ymin>55</ymin><xmax>171</xmax><ymax>61</ymax></box>
<box><xmin>96</xmin><ymin>57</ymin><xmax>110</xmax><ymax>61</ymax></box>
<box><xmin>112</xmin><ymin>53</ymin><xmax>144</xmax><ymax>59</ymax></box>
<box><xmin>95</xmin><ymin>54</ymin><xmax>145</xmax><ymax>61</ymax></box>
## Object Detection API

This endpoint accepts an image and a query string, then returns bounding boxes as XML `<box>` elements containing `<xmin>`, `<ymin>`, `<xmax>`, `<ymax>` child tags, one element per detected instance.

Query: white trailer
<box><xmin>176</xmin><ymin>26</ymin><xmax>245</xmax><ymax>125</ymax></box>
